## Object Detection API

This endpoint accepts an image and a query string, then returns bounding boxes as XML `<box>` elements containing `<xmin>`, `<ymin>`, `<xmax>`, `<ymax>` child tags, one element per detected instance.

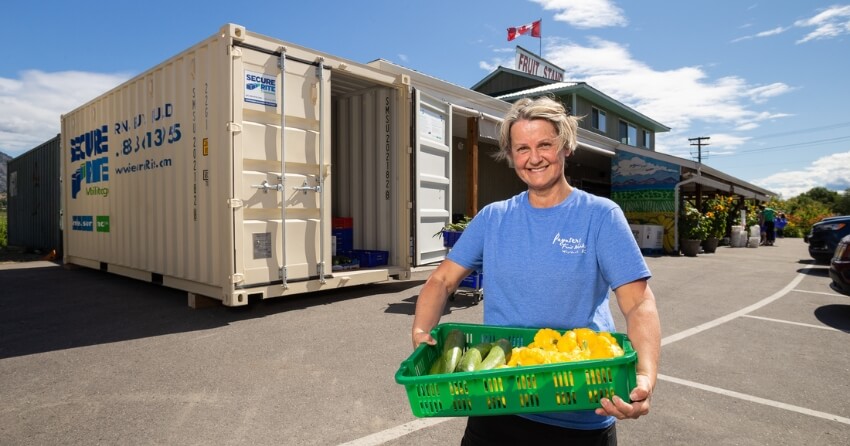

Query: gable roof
<box><xmin>498</xmin><ymin>81</ymin><xmax>671</xmax><ymax>133</ymax></box>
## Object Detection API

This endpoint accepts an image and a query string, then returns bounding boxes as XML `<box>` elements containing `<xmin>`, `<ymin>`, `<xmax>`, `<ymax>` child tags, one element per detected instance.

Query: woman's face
<box><xmin>509</xmin><ymin>118</ymin><xmax>566</xmax><ymax>192</ymax></box>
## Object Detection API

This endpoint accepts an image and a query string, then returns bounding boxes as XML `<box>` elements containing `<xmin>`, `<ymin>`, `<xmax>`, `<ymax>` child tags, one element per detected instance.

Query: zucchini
<box><xmin>475</xmin><ymin>338</ymin><xmax>513</xmax><ymax>371</ymax></box>
<box><xmin>428</xmin><ymin>354</ymin><xmax>444</xmax><ymax>375</ymax></box>
<box><xmin>456</xmin><ymin>342</ymin><xmax>492</xmax><ymax>372</ymax></box>
<box><xmin>440</xmin><ymin>329</ymin><xmax>466</xmax><ymax>373</ymax></box>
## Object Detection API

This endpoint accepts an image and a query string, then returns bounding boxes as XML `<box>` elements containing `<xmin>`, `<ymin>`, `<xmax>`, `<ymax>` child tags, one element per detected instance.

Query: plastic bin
<box><xmin>442</xmin><ymin>230</ymin><xmax>463</xmax><ymax>248</ymax></box>
<box><xmin>395</xmin><ymin>323</ymin><xmax>637</xmax><ymax>418</ymax></box>
<box><xmin>332</xmin><ymin>228</ymin><xmax>353</xmax><ymax>253</ymax></box>
<box><xmin>350</xmin><ymin>249</ymin><xmax>389</xmax><ymax>267</ymax></box>
<box><xmin>459</xmin><ymin>271</ymin><xmax>483</xmax><ymax>289</ymax></box>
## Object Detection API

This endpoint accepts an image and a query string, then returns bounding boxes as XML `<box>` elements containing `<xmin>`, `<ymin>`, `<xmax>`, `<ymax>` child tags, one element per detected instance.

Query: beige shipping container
<box><xmin>61</xmin><ymin>24</ymin><xmax>510</xmax><ymax>306</ymax></box>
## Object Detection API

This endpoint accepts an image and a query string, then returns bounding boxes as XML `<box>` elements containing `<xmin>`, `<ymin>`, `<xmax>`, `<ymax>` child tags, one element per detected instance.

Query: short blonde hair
<box><xmin>496</xmin><ymin>96</ymin><xmax>579</xmax><ymax>166</ymax></box>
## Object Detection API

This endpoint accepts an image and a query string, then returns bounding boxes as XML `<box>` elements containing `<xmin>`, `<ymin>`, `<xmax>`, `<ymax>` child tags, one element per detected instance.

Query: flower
<box><xmin>681</xmin><ymin>201</ymin><xmax>709</xmax><ymax>240</ymax></box>
<box><xmin>704</xmin><ymin>195</ymin><xmax>734</xmax><ymax>239</ymax></box>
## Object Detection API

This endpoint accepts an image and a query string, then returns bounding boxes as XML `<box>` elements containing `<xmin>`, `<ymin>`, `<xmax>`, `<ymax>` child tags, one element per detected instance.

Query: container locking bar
<box><xmin>293</xmin><ymin>177</ymin><xmax>321</xmax><ymax>194</ymax></box>
<box><xmin>251</xmin><ymin>179</ymin><xmax>283</xmax><ymax>193</ymax></box>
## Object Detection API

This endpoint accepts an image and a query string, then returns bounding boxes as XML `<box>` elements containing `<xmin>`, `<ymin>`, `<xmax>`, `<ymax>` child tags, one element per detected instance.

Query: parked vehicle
<box><xmin>830</xmin><ymin>235</ymin><xmax>850</xmax><ymax>295</ymax></box>
<box><xmin>806</xmin><ymin>215</ymin><xmax>850</xmax><ymax>263</ymax></box>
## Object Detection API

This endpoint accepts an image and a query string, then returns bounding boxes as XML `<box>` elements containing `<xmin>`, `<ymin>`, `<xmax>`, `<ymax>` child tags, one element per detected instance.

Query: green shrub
<box><xmin>0</xmin><ymin>211</ymin><xmax>7</xmax><ymax>249</ymax></box>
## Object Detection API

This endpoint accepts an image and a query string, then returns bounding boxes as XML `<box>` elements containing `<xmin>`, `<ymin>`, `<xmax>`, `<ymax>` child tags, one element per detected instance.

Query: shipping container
<box><xmin>7</xmin><ymin>135</ymin><xmax>63</xmax><ymax>256</ymax></box>
<box><xmin>61</xmin><ymin>24</ymin><xmax>511</xmax><ymax>306</ymax></box>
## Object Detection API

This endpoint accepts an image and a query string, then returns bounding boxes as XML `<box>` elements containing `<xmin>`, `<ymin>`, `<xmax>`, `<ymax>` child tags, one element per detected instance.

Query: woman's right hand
<box><xmin>412</xmin><ymin>328</ymin><xmax>437</xmax><ymax>349</ymax></box>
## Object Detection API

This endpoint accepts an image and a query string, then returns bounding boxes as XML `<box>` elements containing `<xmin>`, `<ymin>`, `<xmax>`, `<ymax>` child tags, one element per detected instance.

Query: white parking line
<box><xmin>336</xmin><ymin>418</ymin><xmax>451</xmax><ymax>446</ymax></box>
<box><xmin>742</xmin><ymin>314</ymin><xmax>842</xmax><ymax>331</ymax></box>
<box><xmin>661</xmin><ymin>266</ymin><xmax>812</xmax><ymax>346</ymax></box>
<box><xmin>658</xmin><ymin>374</ymin><xmax>850</xmax><ymax>425</ymax></box>
<box><xmin>346</xmin><ymin>266</ymin><xmax>832</xmax><ymax>445</ymax></box>
<box><xmin>793</xmin><ymin>288</ymin><xmax>845</xmax><ymax>297</ymax></box>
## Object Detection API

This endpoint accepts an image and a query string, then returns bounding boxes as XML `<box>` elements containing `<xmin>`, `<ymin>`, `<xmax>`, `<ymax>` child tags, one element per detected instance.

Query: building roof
<box><xmin>498</xmin><ymin>81</ymin><xmax>671</xmax><ymax>133</ymax></box>
<box><xmin>616</xmin><ymin>144</ymin><xmax>776</xmax><ymax>200</ymax></box>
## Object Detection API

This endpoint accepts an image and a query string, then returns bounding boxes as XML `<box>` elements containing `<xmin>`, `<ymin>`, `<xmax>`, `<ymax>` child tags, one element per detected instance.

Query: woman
<box><xmin>411</xmin><ymin>97</ymin><xmax>660</xmax><ymax>445</ymax></box>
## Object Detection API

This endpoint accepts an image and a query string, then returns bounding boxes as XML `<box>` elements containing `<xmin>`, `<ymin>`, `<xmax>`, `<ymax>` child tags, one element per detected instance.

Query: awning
<box><xmin>578</xmin><ymin>140</ymin><xmax>615</xmax><ymax>157</ymax></box>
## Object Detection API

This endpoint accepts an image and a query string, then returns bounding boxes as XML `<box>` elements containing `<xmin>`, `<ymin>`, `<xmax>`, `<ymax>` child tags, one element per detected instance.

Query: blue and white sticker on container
<box><xmin>244</xmin><ymin>70</ymin><xmax>277</xmax><ymax>107</ymax></box>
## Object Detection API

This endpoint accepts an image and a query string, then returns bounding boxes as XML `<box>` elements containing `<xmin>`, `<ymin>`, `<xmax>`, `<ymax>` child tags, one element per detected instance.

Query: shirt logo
<box><xmin>553</xmin><ymin>232</ymin><xmax>586</xmax><ymax>254</ymax></box>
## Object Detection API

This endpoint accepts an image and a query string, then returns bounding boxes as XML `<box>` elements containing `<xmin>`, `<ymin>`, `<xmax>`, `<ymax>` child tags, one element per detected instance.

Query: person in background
<box><xmin>758</xmin><ymin>205</ymin><xmax>766</xmax><ymax>245</ymax></box>
<box><xmin>775</xmin><ymin>212</ymin><xmax>788</xmax><ymax>238</ymax></box>
<box><xmin>762</xmin><ymin>205</ymin><xmax>776</xmax><ymax>246</ymax></box>
<box><xmin>411</xmin><ymin>96</ymin><xmax>661</xmax><ymax>446</ymax></box>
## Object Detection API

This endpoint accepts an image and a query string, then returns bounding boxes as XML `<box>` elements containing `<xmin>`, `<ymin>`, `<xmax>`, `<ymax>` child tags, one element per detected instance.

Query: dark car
<box><xmin>830</xmin><ymin>235</ymin><xmax>850</xmax><ymax>295</ymax></box>
<box><xmin>806</xmin><ymin>215</ymin><xmax>850</xmax><ymax>263</ymax></box>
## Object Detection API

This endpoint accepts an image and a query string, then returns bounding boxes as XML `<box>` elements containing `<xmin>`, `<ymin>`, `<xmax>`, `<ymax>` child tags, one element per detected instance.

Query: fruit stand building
<box><xmin>471</xmin><ymin>56</ymin><xmax>775</xmax><ymax>254</ymax></box>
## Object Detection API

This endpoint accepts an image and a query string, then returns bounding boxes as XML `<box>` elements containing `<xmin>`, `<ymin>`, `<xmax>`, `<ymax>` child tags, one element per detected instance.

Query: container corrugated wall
<box><xmin>7</xmin><ymin>135</ymin><xmax>62</xmax><ymax>256</ymax></box>
<box><xmin>61</xmin><ymin>30</ymin><xmax>232</xmax><ymax>297</ymax></box>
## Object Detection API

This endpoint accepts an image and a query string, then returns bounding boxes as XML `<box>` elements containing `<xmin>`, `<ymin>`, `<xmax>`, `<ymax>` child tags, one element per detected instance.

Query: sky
<box><xmin>1</xmin><ymin>0</ymin><xmax>848</xmax><ymax>199</ymax></box>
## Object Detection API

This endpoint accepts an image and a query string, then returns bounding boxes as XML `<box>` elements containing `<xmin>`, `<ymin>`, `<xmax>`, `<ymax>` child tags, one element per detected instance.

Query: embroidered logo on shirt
<box><xmin>552</xmin><ymin>232</ymin><xmax>586</xmax><ymax>254</ymax></box>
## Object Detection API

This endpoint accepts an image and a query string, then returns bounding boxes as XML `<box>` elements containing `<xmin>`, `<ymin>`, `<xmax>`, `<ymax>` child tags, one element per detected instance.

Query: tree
<box><xmin>798</xmin><ymin>187</ymin><xmax>839</xmax><ymax>211</ymax></box>
<box><xmin>835</xmin><ymin>188</ymin><xmax>850</xmax><ymax>215</ymax></box>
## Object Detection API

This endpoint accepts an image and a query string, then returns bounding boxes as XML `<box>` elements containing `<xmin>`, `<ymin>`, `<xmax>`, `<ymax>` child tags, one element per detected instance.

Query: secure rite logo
<box><xmin>72</xmin><ymin>215</ymin><xmax>110</xmax><ymax>233</ymax></box>
<box><xmin>72</xmin><ymin>216</ymin><xmax>93</xmax><ymax>232</ymax></box>
<box><xmin>70</xmin><ymin>125</ymin><xmax>110</xmax><ymax>199</ymax></box>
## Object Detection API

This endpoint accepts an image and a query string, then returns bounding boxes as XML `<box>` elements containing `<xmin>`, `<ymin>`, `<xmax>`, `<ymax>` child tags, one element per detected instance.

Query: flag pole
<box><xmin>539</xmin><ymin>18</ymin><xmax>542</xmax><ymax>57</ymax></box>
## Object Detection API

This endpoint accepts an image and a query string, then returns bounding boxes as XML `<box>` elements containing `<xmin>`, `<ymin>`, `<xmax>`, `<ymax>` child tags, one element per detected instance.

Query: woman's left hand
<box><xmin>594</xmin><ymin>373</ymin><xmax>653</xmax><ymax>420</ymax></box>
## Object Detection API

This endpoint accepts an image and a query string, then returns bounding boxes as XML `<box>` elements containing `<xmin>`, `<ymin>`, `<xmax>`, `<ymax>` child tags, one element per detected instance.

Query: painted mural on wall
<box><xmin>611</xmin><ymin>152</ymin><xmax>680</xmax><ymax>253</ymax></box>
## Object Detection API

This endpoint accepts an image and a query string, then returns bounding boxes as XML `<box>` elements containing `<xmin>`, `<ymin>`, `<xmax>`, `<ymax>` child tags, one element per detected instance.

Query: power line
<box><xmin>746</xmin><ymin>121</ymin><xmax>850</xmax><ymax>141</ymax></box>
<box><xmin>721</xmin><ymin>135</ymin><xmax>850</xmax><ymax>157</ymax></box>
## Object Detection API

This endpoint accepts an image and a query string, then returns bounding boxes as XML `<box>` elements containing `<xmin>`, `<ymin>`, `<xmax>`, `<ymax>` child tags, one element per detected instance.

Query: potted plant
<box><xmin>435</xmin><ymin>216</ymin><xmax>472</xmax><ymax>248</ymax></box>
<box><xmin>680</xmin><ymin>202</ymin><xmax>708</xmax><ymax>257</ymax></box>
<box><xmin>703</xmin><ymin>195</ymin><xmax>733</xmax><ymax>253</ymax></box>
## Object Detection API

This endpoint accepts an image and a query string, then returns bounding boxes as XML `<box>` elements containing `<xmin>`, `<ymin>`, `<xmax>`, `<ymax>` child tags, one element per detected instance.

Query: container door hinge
<box><xmin>227</xmin><ymin>198</ymin><xmax>244</xmax><ymax>208</ymax></box>
<box><xmin>317</xmin><ymin>262</ymin><xmax>326</xmax><ymax>284</ymax></box>
<box><xmin>227</xmin><ymin>122</ymin><xmax>242</xmax><ymax>133</ymax></box>
<box><xmin>231</xmin><ymin>273</ymin><xmax>244</xmax><ymax>284</ymax></box>
<box><xmin>279</xmin><ymin>267</ymin><xmax>288</xmax><ymax>289</ymax></box>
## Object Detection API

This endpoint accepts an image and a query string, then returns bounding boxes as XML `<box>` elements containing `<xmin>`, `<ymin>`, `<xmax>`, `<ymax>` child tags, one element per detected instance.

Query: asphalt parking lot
<box><xmin>1</xmin><ymin>238</ymin><xmax>849</xmax><ymax>445</ymax></box>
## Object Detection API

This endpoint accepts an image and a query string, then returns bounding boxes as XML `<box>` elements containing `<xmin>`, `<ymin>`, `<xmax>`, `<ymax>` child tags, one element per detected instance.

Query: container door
<box><xmin>413</xmin><ymin>89</ymin><xmax>452</xmax><ymax>265</ymax></box>
<box><xmin>233</xmin><ymin>46</ymin><xmax>331</xmax><ymax>287</ymax></box>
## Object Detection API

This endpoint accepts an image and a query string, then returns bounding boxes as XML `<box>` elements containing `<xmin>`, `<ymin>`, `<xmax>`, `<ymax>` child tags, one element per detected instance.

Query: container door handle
<box><xmin>251</xmin><ymin>180</ymin><xmax>283</xmax><ymax>193</ymax></box>
<box><xmin>293</xmin><ymin>178</ymin><xmax>321</xmax><ymax>194</ymax></box>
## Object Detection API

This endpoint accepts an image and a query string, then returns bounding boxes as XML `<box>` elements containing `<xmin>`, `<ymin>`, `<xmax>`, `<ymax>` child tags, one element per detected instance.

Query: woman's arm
<box><xmin>411</xmin><ymin>259</ymin><xmax>472</xmax><ymax>348</ymax></box>
<box><xmin>596</xmin><ymin>279</ymin><xmax>661</xmax><ymax>419</ymax></box>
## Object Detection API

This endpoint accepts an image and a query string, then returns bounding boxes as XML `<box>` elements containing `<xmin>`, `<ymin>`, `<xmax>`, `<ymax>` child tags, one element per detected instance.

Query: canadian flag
<box><xmin>507</xmin><ymin>20</ymin><xmax>541</xmax><ymax>41</ymax></box>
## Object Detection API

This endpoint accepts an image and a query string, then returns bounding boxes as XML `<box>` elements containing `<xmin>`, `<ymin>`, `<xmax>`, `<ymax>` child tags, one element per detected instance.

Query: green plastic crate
<box><xmin>395</xmin><ymin>323</ymin><xmax>637</xmax><ymax>418</ymax></box>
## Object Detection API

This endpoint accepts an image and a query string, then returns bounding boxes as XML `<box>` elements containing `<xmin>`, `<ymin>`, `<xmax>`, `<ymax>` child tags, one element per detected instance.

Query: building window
<box><xmin>643</xmin><ymin>130</ymin><xmax>652</xmax><ymax>149</ymax></box>
<box><xmin>591</xmin><ymin>108</ymin><xmax>606</xmax><ymax>132</ymax></box>
<box><xmin>619</xmin><ymin>120</ymin><xmax>637</xmax><ymax>146</ymax></box>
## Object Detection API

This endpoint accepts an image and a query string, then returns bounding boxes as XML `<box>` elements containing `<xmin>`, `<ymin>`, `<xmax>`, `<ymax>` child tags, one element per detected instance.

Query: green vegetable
<box><xmin>428</xmin><ymin>355</ymin><xmax>444</xmax><ymax>375</ymax></box>
<box><xmin>456</xmin><ymin>342</ymin><xmax>492</xmax><ymax>372</ymax></box>
<box><xmin>475</xmin><ymin>338</ymin><xmax>512</xmax><ymax>371</ymax></box>
<box><xmin>439</xmin><ymin>329</ymin><xmax>466</xmax><ymax>374</ymax></box>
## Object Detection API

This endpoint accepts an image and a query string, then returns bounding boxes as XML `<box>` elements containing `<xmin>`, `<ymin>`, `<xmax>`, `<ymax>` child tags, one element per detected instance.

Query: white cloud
<box><xmin>732</xmin><ymin>5</ymin><xmax>850</xmax><ymax>44</ymax></box>
<box><xmin>0</xmin><ymin>70</ymin><xmax>130</xmax><ymax>157</ymax></box>
<box><xmin>479</xmin><ymin>54</ymin><xmax>515</xmax><ymax>72</ymax></box>
<box><xmin>535</xmin><ymin>37</ymin><xmax>791</xmax><ymax>154</ymax></box>
<box><xmin>747</xmin><ymin>82</ymin><xmax>794</xmax><ymax>103</ymax></box>
<box><xmin>533</xmin><ymin>0</ymin><xmax>627</xmax><ymax>29</ymax></box>
<box><xmin>731</xmin><ymin>26</ymin><xmax>788</xmax><ymax>43</ymax></box>
<box><xmin>755</xmin><ymin>151</ymin><xmax>850</xmax><ymax>198</ymax></box>
<box><xmin>795</xmin><ymin>4</ymin><xmax>850</xmax><ymax>43</ymax></box>
<box><xmin>398</xmin><ymin>54</ymin><xmax>409</xmax><ymax>63</ymax></box>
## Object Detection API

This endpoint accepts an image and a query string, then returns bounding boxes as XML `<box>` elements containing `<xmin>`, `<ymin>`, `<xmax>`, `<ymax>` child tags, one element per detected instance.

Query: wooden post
<box><xmin>466</xmin><ymin>117</ymin><xmax>479</xmax><ymax>217</ymax></box>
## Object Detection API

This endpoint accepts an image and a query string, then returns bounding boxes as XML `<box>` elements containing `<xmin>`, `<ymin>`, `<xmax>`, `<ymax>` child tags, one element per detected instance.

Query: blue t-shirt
<box><xmin>447</xmin><ymin>189</ymin><xmax>651</xmax><ymax>430</ymax></box>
